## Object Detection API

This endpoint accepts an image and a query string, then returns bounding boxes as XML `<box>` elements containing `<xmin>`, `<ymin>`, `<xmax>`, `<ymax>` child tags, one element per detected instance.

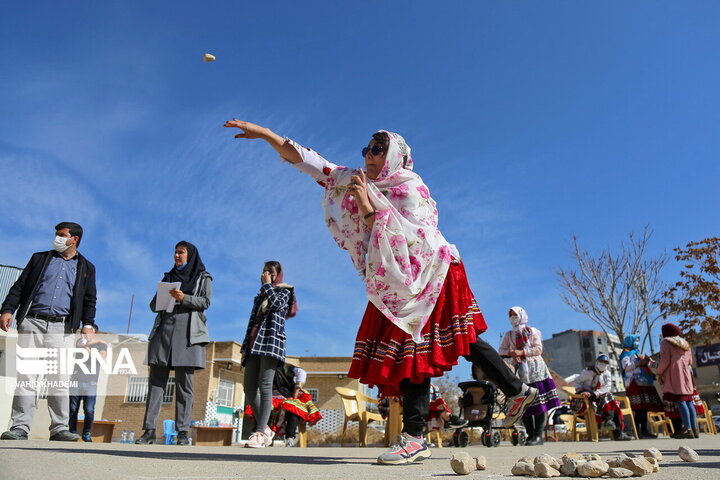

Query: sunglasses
<box><xmin>361</xmin><ymin>144</ymin><xmax>384</xmax><ymax>158</ymax></box>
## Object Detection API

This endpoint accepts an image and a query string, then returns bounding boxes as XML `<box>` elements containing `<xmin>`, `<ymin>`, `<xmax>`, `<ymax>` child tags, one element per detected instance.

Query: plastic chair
<box><xmin>563</xmin><ymin>386</ymin><xmax>599</xmax><ymax>442</ymax></box>
<box><xmin>335</xmin><ymin>387</ymin><xmax>384</xmax><ymax>447</ymax></box>
<box><xmin>163</xmin><ymin>419</ymin><xmax>178</xmax><ymax>445</ymax></box>
<box><xmin>697</xmin><ymin>401</ymin><xmax>717</xmax><ymax>435</ymax></box>
<box><xmin>425</xmin><ymin>429</ymin><xmax>443</xmax><ymax>448</ymax></box>
<box><xmin>647</xmin><ymin>411</ymin><xmax>674</xmax><ymax>436</ymax></box>
<box><xmin>615</xmin><ymin>396</ymin><xmax>639</xmax><ymax>440</ymax></box>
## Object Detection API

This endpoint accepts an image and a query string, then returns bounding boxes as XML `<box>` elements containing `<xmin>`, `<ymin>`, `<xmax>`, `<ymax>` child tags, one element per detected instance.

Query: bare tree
<box><xmin>556</xmin><ymin>228</ymin><xmax>668</xmax><ymax>355</ymax></box>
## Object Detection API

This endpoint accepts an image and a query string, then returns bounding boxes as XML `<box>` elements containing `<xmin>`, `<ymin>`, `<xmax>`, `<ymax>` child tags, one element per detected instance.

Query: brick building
<box><xmin>99</xmin><ymin>340</ymin><xmax>362</xmax><ymax>437</ymax></box>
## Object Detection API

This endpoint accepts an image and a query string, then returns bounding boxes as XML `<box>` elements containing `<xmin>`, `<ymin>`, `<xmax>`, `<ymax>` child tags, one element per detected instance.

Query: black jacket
<box><xmin>1</xmin><ymin>250</ymin><xmax>97</xmax><ymax>331</ymax></box>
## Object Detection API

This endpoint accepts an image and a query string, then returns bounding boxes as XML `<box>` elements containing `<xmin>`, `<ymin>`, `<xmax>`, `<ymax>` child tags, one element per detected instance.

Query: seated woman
<box><xmin>245</xmin><ymin>362</ymin><xmax>321</xmax><ymax>447</ymax></box>
<box><xmin>572</xmin><ymin>354</ymin><xmax>632</xmax><ymax>441</ymax></box>
<box><xmin>270</xmin><ymin>363</ymin><xmax>322</xmax><ymax>447</ymax></box>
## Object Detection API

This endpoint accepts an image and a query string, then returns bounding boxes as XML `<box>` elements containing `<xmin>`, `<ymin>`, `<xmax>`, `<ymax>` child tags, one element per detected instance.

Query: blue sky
<box><xmin>1</xmin><ymin>1</ymin><xmax>719</xmax><ymax>379</ymax></box>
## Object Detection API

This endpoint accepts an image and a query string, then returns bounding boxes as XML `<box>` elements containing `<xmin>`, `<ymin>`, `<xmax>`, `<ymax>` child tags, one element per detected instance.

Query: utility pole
<box><xmin>126</xmin><ymin>294</ymin><xmax>134</xmax><ymax>335</ymax></box>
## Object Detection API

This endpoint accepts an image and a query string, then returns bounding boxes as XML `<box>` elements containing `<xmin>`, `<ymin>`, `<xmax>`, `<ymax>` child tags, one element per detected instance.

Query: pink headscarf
<box><xmin>323</xmin><ymin>131</ymin><xmax>458</xmax><ymax>342</ymax></box>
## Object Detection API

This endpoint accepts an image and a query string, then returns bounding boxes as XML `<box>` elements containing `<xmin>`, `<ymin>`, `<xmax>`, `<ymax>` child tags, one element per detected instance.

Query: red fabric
<box><xmin>348</xmin><ymin>260</ymin><xmax>487</xmax><ymax>396</ymax></box>
<box><xmin>626</xmin><ymin>382</ymin><xmax>663</xmax><ymax>412</ymax></box>
<box><xmin>594</xmin><ymin>400</ymin><xmax>625</xmax><ymax>428</ymax></box>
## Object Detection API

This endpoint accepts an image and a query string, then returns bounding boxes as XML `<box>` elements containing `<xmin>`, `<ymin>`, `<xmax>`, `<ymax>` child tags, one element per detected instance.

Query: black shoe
<box><xmin>613</xmin><ymin>431</ymin><xmax>633</xmax><ymax>441</ymax></box>
<box><xmin>446</xmin><ymin>415</ymin><xmax>469</xmax><ymax>429</ymax></box>
<box><xmin>176</xmin><ymin>431</ymin><xmax>190</xmax><ymax>445</ymax></box>
<box><xmin>525</xmin><ymin>435</ymin><xmax>544</xmax><ymax>446</ymax></box>
<box><xmin>639</xmin><ymin>431</ymin><xmax>657</xmax><ymax>439</ymax></box>
<box><xmin>49</xmin><ymin>430</ymin><xmax>80</xmax><ymax>441</ymax></box>
<box><xmin>135</xmin><ymin>429</ymin><xmax>156</xmax><ymax>444</ymax></box>
<box><xmin>1</xmin><ymin>428</ymin><xmax>28</xmax><ymax>440</ymax></box>
<box><xmin>674</xmin><ymin>429</ymin><xmax>695</xmax><ymax>439</ymax></box>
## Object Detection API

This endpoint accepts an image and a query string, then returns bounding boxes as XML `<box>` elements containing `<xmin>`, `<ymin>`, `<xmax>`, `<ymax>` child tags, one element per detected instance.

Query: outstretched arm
<box><xmin>224</xmin><ymin>119</ymin><xmax>302</xmax><ymax>164</ymax></box>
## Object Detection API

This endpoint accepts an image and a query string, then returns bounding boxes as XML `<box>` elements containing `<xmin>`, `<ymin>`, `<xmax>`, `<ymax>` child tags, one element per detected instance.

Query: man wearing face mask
<box><xmin>572</xmin><ymin>354</ymin><xmax>632</xmax><ymax>441</ymax></box>
<box><xmin>0</xmin><ymin>222</ymin><xmax>97</xmax><ymax>441</ymax></box>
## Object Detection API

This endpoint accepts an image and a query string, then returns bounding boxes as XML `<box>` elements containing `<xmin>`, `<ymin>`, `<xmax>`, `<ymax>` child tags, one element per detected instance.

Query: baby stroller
<box><xmin>451</xmin><ymin>365</ymin><xmax>527</xmax><ymax>447</ymax></box>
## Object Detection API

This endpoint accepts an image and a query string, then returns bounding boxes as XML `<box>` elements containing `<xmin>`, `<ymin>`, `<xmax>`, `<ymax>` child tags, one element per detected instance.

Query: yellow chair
<box><xmin>425</xmin><ymin>429</ymin><xmax>443</xmax><ymax>448</ymax></box>
<box><xmin>563</xmin><ymin>386</ymin><xmax>599</xmax><ymax>442</ymax></box>
<box><xmin>615</xmin><ymin>395</ymin><xmax>639</xmax><ymax>440</ymax></box>
<box><xmin>335</xmin><ymin>387</ymin><xmax>384</xmax><ymax>447</ymax></box>
<box><xmin>697</xmin><ymin>401</ymin><xmax>717</xmax><ymax>435</ymax></box>
<box><xmin>647</xmin><ymin>411</ymin><xmax>674</xmax><ymax>437</ymax></box>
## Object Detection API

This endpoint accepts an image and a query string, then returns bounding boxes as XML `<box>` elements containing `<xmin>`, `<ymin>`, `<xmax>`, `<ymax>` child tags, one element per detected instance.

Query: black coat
<box><xmin>1</xmin><ymin>250</ymin><xmax>97</xmax><ymax>331</ymax></box>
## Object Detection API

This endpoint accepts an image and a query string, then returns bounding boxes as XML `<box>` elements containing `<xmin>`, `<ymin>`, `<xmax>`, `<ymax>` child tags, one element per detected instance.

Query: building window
<box><xmin>216</xmin><ymin>379</ymin><xmax>234</xmax><ymax>407</ymax></box>
<box><xmin>582</xmin><ymin>337</ymin><xmax>591</xmax><ymax>349</ymax></box>
<box><xmin>307</xmin><ymin>388</ymin><xmax>319</xmax><ymax>403</ymax></box>
<box><xmin>597</xmin><ymin>338</ymin><xmax>603</xmax><ymax>345</ymax></box>
<box><xmin>583</xmin><ymin>351</ymin><xmax>593</xmax><ymax>364</ymax></box>
<box><xmin>126</xmin><ymin>376</ymin><xmax>175</xmax><ymax>403</ymax></box>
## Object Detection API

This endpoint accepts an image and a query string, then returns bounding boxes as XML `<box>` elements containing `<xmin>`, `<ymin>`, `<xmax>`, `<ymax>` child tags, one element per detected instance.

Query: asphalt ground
<box><xmin>1</xmin><ymin>435</ymin><xmax>718</xmax><ymax>480</ymax></box>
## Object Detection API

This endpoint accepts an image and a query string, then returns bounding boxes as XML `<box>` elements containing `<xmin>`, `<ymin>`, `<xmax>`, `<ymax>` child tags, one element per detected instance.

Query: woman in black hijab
<box><xmin>136</xmin><ymin>241</ymin><xmax>212</xmax><ymax>445</ymax></box>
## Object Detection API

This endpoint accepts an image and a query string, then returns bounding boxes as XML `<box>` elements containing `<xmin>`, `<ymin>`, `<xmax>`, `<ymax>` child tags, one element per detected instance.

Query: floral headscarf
<box><xmin>323</xmin><ymin>131</ymin><xmax>458</xmax><ymax>342</ymax></box>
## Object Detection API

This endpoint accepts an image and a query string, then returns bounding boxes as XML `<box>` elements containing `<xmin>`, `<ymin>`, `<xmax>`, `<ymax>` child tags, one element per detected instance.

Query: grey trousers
<box><xmin>142</xmin><ymin>365</ymin><xmax>195</xmax><ymax>432</ymax></box>
<box><xmin>243</xmin><ymin>354</ymin><xmax>279</xmax><ymax>432</ymax></box>
<box><xmin>10</xmin><ymin>316</ymin><xmax>74</xmax><ymax>435</ymax></box>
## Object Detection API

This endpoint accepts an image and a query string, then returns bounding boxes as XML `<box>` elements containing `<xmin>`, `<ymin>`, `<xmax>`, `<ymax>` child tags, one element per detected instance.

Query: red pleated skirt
<box><xmin>348</xmin><ymin>260</ymin><xmax>487</xmax><ymax>396</ymax></box>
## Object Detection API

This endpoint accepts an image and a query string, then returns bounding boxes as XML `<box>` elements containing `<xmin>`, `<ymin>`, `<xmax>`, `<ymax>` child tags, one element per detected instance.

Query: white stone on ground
<box><xmin>450</xmin><ymin>452</ymin><xmax>475</xmax><ymax>475</ymax></box>
<box><xmin>678</xmin><ymin>446</ymin><xmax>700</xmax><ymax>462</ymax></box>
<box><xmin>576</xmin><ymin>460</ymin><xmax>609</xmax><ymax>477</ymax></box>
<box><xmin>643</xmin><ymin>448</ymin><xmax>663</xmax><ymax>461</ymax></box>
<box><xmin>608</xmin><ymin>467</ymin><xmax>634</xmax><ymax>478</ymax></box>
<box><xmin>511</xmin><ymin>461</ymin><xmax>535</xmax><ymax>476</ymax></box>
<box><xmin>534</xmin><ymin>462</ymin><xmax>561</xmax><ymax>478</ymax></box>
<box><xmin>620</xmin><ymin>457</ymin><xmax>654</xmax><ymax>476</ymax></box>
<box><xmin>534</xmin><ymin>454</ymin><xmax>561</xmax><ymax>469</ymax></box>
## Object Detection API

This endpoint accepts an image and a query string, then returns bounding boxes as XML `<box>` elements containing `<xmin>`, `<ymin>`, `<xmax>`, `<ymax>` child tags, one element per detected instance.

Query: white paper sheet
<box><xmin>156</xmin><ymin>282</ymin><xmax>182</xmax><ymax>313</ymax></box>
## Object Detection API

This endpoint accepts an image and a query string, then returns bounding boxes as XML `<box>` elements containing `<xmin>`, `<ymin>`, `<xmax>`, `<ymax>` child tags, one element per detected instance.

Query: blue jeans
<box><xmin>676</xmin><ymin>400</ymin><xmax>698</xmax><ymax>431</ymax></box>
<box><xmin>69</xmin><ymin>394</ymin><xmax>97</xmax><ymax>434</ymax></box>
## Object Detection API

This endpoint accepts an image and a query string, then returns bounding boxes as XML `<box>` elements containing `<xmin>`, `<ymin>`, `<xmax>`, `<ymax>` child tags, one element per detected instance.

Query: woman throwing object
<box><xmin>224</xmin><ymin>120</ymin><xmax>537</xmax><ymax>464</ymax></box>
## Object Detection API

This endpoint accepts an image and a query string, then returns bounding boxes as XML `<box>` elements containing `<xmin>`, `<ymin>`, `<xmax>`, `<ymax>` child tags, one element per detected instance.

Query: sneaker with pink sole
<box><xmin>502</xmin><ymin>384</ymin><xmax>538</xmax><ymax>427</ymax></box>
<box><xmin>377</xmin><ymin>433</ymin><xmax>432</xmax><ymax>465</ymax></box>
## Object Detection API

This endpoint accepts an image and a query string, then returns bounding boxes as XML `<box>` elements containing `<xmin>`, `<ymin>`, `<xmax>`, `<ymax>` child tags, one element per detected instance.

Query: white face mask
<box><xmin>53</xmin><ymin>235</ymin><xmax>70</xmax><ymax>253</ymax></box>
<box><xmin>509</xmin><ymin>315</ymin><xmax>522</xmax><ymax>328</ymax></box>
<box><xmin>595</xmin><ymin>362</ymin><xmax>609</xmax><ymax>372</ymax></box>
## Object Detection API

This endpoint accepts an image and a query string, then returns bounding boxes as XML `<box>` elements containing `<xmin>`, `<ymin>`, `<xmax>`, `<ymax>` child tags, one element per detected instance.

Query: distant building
<box><xmin>100</xmin><ymin>340</ymin><xmax>363</xmax><ymax>441</ymax></box>
<box><xmin>543</xmin><ymin>329</ymin><xmax>624</xmax><ymax>393</ymax></box>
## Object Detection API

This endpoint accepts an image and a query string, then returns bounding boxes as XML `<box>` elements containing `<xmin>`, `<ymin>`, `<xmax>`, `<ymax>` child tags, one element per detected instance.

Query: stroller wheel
<box><xmin>452</xmin><ymin>431</ymin><xmax>460</xmax><ymax>447</ymax></box>
<box><xmin>517</xmin><ymin>429</ymin><xmax>527</xmax><ymax>446</ymax></box>
<box><xmin>482</xmin><ymin>430</ymin><xmax>492</xmax><ymax>448</ymax></box>
<box><xmin>458</xmin><ymin>430</ymin><xmax>470</xmax><ymax>447</ymax></box>
<box><xmin>491</xmin><ymin>430</ymin><xmax>501</xmax><ymax>447</ymax></box>
<box><xmin>511</xmin><ymin>430</ymin><xmax>520</xmax><ymax>446</ymax></box>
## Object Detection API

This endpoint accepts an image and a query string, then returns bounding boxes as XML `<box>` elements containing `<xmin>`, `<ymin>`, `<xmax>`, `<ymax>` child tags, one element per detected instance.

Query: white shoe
<box><xmin>263</xmin><ymin>427</ymin><xmax>275</xmax><ymax>447</ymax></box>
<box><xmin>503</xmin><ymin>385</ymin><xmax>538</xmax><ymax>427</ymax></box>
<box><xmin>245</xmin><ymin>431</ymin><xmax>269</xmax><ymax>448</ymax></box>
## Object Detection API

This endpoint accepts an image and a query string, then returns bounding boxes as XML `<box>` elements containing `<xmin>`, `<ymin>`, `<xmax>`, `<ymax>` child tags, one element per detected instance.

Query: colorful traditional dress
<box><xmin>498</xmin><ymin>307</ymin><xmax>560</xmax><ymax>417</ymax></box>
<box><xmin>284</xmin><ymin>132</ymin><xmax>487</xmax><ymax>395</ymax></box>
<box><xmin>619</xmin><ymin>335</ymin><xmax>663</xmax><ymax>412</ymax></box>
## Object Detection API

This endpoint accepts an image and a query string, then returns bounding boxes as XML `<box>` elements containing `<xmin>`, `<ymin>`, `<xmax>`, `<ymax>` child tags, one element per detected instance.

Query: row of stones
<box><xmin>449</xmin><ymin>446</ymin><xmax>700</xmax><ymax>477</ymax></box>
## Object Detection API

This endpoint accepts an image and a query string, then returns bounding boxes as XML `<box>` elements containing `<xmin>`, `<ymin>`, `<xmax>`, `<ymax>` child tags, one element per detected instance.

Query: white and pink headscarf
<box><xmin>323</xmin><ymin>131</ymin><xmax>459</xmax><ymax>342</ymax></box>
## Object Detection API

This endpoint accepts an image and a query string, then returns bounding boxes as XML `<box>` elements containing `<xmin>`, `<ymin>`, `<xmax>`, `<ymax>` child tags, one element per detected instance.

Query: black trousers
<box><xmin>400</xmin><ymin>337</ymin><xmax>523</xmax><ymax>437</ymax></box>
<box><xmin>285</xmin><ymin>412</ymin><xmax>300</xmax><ymax>438</ymax></box>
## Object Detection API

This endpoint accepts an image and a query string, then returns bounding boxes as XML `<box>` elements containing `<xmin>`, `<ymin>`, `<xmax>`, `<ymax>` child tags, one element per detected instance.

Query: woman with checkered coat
<box><xmin>241</xmin><ymin>261</ymin><xmax>297</xmax><ymax>448</ymax></box>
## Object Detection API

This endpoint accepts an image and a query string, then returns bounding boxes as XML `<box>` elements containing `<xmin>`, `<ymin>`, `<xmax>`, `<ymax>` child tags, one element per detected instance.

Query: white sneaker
<box><xmin>263</xmin><ymin>427</ymin><xmax>275</xmax><ymax>447</ymax></box>
<box><xmin>503</xmin><ymin>385</ymin><xmax>538</xmax><ymax>427</ymax></box>
<box><xmin>284</xmin><ymin>436</ymin><xmax>297</xmax><ymax>447</ymax></box>
<box><xmin>245</xmin><ymin>431</ymin><xmax>269</xmax><ymax>448</ymax></box>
